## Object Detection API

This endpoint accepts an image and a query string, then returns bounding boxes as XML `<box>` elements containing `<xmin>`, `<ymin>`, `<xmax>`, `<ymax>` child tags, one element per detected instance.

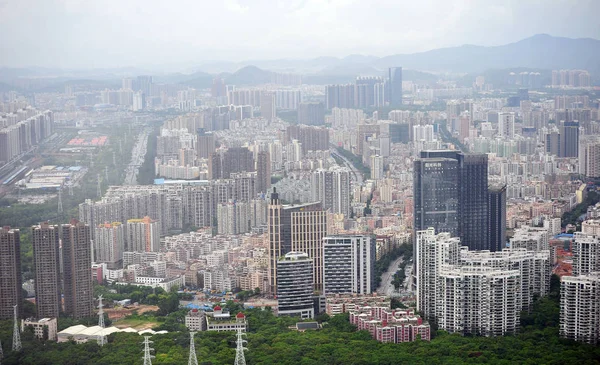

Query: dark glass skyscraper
<box><xmin>488</xmin><ymin>184</ymin><xmax>507</xmax><ymax>252</ymax></box>
<box><xmin>414</xmin><ymin>150</ymin><xmax>489</xmax><ymax>250</ymax></box>
<box><xmin>389</xmin><ymin>67</ymin><xmax>403</xmax><ymax>106</ymax></box>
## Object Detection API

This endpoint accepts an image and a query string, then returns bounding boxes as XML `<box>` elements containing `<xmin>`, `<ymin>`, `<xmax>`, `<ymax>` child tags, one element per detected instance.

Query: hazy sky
<box><xmin>1</xmin><ymin>0</ymin><xmax>599</xmax><ymax>69</ymax></box>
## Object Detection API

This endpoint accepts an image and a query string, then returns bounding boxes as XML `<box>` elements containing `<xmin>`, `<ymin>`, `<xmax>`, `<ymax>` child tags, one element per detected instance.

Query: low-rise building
<box><xmin>349</xmin><ymin>306</ymin><xmax>430</xmax><ymax>343</ymax></box>
<box><xmin>22</xmin><ymin>318</ymin><xmax>58</xmax><ymax>341</ymax></box>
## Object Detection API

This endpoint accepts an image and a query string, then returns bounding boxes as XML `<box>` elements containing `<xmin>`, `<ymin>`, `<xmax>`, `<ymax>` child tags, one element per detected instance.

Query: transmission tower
<box><xmin>97</xmin><ymin>174</ymin><xmax>102</xmax><ymax>197</ymax></box>
<box><xmin>67</xmin><ymin>181</ymin><xmax>74</xmax><ymax>196</ymax></box>
<box><xmin>105</xmin><ymin>166</ymin><xmax>109</xmax><ymax>184</ymax></box>
<box><xmin>142</xmin><ymin>336</ymin><xmax>155</xmax><ymax>365</ymax></box>
<box><xmin>12</xmin><ymin>305</ymin><xmax>21</xmax><ymax>352</ymax></box>
<box><xmin>113</xmin><ymin>151</ymin><xmax>117</xmax><ymax>166</ymax></box>
<box><xmin>97</xmin><ymin>295</ymin><xmax>106</xmax><ymax>346</ymax></box>
<box><xmin>234</xmin><ymin>328</ymin><xmax>247</xmax><ymax>365</ymax></box>
<box><xmin>57</xmin><ymin>189</ymin><xmax>63</xmax><ymax>214</ymax></box>
<box><xmin>0</xmin><ymin>339</ymin><xmax>4</xmax><ymax>365</ymax></box>
<box><xmin>89</xmin><ymin>153</ymin><xmax>94</xmax><ymax>168</ymax></box>
<box><xmin>188</xmin><ymin>332</ymin><xmax>198</xmax><ymax>365</ymax></box>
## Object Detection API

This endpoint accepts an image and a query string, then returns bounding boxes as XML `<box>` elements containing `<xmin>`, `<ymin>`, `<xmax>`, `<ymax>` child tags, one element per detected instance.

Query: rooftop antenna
<box><xmin>142</xmin><ymin>336</ymin><xmax>155</xmax><ymax>365</ymax></box>
<box><xmin>188</xmin><ymin>332</ymin><xmax>198</xmax><ymax>365</ymax></box>
<box><xmin>97</xmin><ymin>295</ymin><xmax>106</xmax><ymax>346</ymax></box>
<box><xmin>12</xmin><ymin>305</ymin><xmax>21</xmax><ymax>352</ymax></box>
<box><xmin>234</xmin><ymin>328</ymin><xmax>247</xmax><ymax>365</ymax></box>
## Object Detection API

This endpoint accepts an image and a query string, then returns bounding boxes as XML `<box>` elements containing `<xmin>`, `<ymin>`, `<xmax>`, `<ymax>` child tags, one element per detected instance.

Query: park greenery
<box><xmin>561</xmin><ymin>190</ymin><xmax>600</xmax><ymax>230</ymax></box>
<box><xmin>335</xmin><ymin>147</ymin><xmax>370</xmax><ymax>178</ymax></box>
<box><xmin>137</xmin><ymin>126</ymin><xmax>159</xmax><ymax>185</ymax></box>
<box><xmin>1</xmin><ymin>280</ymin><xmax>600</xmax><ymax>364</ymax></box>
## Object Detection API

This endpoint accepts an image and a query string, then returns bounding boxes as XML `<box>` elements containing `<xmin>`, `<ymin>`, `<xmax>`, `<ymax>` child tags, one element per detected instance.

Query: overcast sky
<box><xmin>1</xmin><ymin>0</ymin><xmax>599</xmax><ymax>69</ymax></box>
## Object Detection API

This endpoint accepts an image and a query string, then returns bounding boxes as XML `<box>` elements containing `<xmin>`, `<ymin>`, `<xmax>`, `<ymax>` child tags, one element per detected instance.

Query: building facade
<box><xmin>323</xmin><ymin>235</ymin><xmax>375</xmax><ymax>295</ymax></box>
<box><xmin>0</xmin><ymin>227</ymin><xmax>22</xmax><ymax>319</ymax></box>
<box><xmin>276</xmin><ymin>252</ymin><xmax>315</xmax><ymax>319</ymax></box>
<box><xmin>32</xmin><ymin>223</ymin><xmax>61</xmax><ymax>318</ymax></box>
<box><xmin>62</xmin><ymin>221</ymin><xmax>94</xmax><ymax>319</ymax></box>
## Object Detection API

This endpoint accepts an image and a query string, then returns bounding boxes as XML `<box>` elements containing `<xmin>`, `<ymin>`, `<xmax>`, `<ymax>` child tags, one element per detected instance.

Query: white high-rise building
<box><xmin>498</xmin><ymin>112</ymin><xmax>515</xmax><ymax>139</ymax></box>
<box><xmin>560</xmin><ymin>273</ymin><xmax>600</xmax><ymax>345</ymax></box>
<box><xmin>276</xmin><ymin>252</ymin><xmax>314</xmax><ymax>319</ymax></box>
<box><xmin>582</xmin><ymin>220</ymin><xmax>600</xmax><ymax>235</ymax></box>
<box><xmin>509</xmin><ymin>226</ymin><xmax>549</xmax><ymax>252</ymax></box>
<box><xmin>323</xmin><ymin>235</ymin><xmax>375</xmax><ymax>295</ymax></box>
<box><xmin>370</xmin><ymin>155</ymin><xmax>384</xmax><ymax>180</ymax></box>
<box><xmin>94</xmin><ymin>222</ymin><xmax>125</xmax><ymax>269</ymax></box>
<box><xmin>572</xmin><ymin>232</ymin><xmax>600</xmax><ymax>276</ymax></box>
<box><xmin>543</xmin><ymin>218</ymin><xmax>562</xmax><ymax>236</ymax></box>
<box><xmin>310</xmin><ymin>167</ymin><xmax>351</xmax><ymax>218</ymax></box>
<box><xmin>217</xmin><ymin>200</ymin><xmax>250</xmax><ymax>235</ymax></box>
<box><xmin>438</xmin><ymin>266</ymin><xmax>521</xmax><ymax>336</ymax></box>
<box><xmin>579</xmin><ymin>136</ymin><xmax>600</xmax><ymax>178</ymax></box>
<box><xmin>415</xmin><ymin>228</ymin><xmax>461</xmax><ymax>319</ymax></box>
<box><xmin>413</xmin><ymin>124</ymin><xmax>435</xmax><ymax>142</ymax></box>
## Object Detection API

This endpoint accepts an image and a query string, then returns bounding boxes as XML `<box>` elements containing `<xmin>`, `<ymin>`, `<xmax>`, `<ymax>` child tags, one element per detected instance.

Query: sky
<box><xmin>0</xmin><ymin>0</ymin><xmax>599</xmax><ymax>69</ymax></box>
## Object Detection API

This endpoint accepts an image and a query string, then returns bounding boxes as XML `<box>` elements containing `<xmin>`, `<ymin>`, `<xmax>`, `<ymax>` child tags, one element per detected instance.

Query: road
<box><xmin>377</xmin><ymin>256</ymin><xmax>404</xmax><ymax>296</ymax></box>
<box><xmin>124</xmin><ymin>128</ymin><xmax>151</xmax><ymax>185</ymax></box>
<box><xmin>330</xmin><ymin>147</ymin><xmax>364</xmax><ymax>186</ymax></box>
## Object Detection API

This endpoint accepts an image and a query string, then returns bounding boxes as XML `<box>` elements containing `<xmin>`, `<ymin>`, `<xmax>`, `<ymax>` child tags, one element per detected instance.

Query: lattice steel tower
<box><xmin>12</xmin><ymin>305</ymin><xmax>21</xmax><ymax>352</ymax></box>
<box><xmin>142</xmin><ymin>336</ymin><xmax>155</xmax><ymax>365</ymax></box>
<box><xmin>234</xmin><ymin>328</ymin><xmax>247</xmax><ymax>365</ymax></box>
<box><xmin>188</xmin><ymin>332</ymin><xmax>198</xmax><ymax>365</ymax></box>
<box><xmin>97</xmin><ymin>295</ymin><xmax>106</xmax><ymax>346</ymax></box>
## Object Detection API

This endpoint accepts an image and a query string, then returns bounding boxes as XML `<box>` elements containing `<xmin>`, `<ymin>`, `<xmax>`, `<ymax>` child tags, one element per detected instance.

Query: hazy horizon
<box><xmin>1</xmin><ymin>0</ymin><xmax>599</xmax><ymax>70</ymax></box>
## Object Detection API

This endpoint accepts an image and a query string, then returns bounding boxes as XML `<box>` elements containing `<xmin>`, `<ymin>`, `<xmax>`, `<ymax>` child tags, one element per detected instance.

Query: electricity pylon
<box><xmin>188</xmin><ymin>332</ymin><xmax>198</xmax><ymax>365</ymax></box>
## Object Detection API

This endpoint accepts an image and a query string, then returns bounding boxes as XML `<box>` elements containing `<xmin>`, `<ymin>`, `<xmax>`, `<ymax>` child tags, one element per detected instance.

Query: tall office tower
<box><xmin>256</xmin><ymin>151</ymin><xmax>271</xmax><ymax>195</ymax></box>
<box><xmin>488</xmin><ymin>184</ymin><xmax>507</xmax><ymax>252</ymax></box>
<box><xmin>62</xmin><ymin>220</ymin><xmax>93</xmax><ymax>319</ymax></box>
<box><xmin>388</xmin><ymin>67</ymin><xmax>403</xmax><ymax>106</ymax></box>
<box><xmin>290</xmin><ymin>209</ymin><xmax>328</xmax><ymax>292</ymax></box>
<box><xmin>579</xmin><ymin>137</ymin><xmax>600</xmax><ymax>178</ymax></box>
<box><xmin>497</xmin><ymin>112</ymin><xmax>515</xmax><ymax>138</ymax></box>
<box><xmin>310</xmin><ymin>167</ymin><xmax>351</xmax><ymax>218</ymax></box>
<box><xmin>355</xmin><ymin>77</ymin><xmax>383</xmax><ymax>108</ymax></box>
<box><xmin>325</xmin><ymin>84</ymin><xmax>355</xmax><ymax>109</ymax></box>
<box><xmin>384</xmin><ymin>122</ymin><xmax>410</xmax><ymax>144</ymax></box>
<box><xmin>560</xmin><ymin>120</ymin><xmax>579</xmax><ymax>157</ymax></box>
<box><xmin>370</xmin><ymin>155</ymin><xmax>384</xmax><ymax>179</ymax></box>
<box><xmin>127</xmin><ymin>217</ymin><xmax>160</xmax><ymax>252</ymax></box>
<box><xmin>136</xmin><ymin>75</ymin><xmax>153</xmax><ymax>96</ymax></box>
<box><xmin>297</xmin><ymin>102</ymin><xmax>325</xmax><ymax>126</ymax></box>
<box><xmin>560</xmin><ymin>273</ymin><xmax>600</xmax><ymax>345</ymax></box>
<box><xmin>267</xmin><ymin>189</ymin><xmax>323</xmax><ymax>293</ymax></box>
<box><xmin>94</xmin><ymin>222</ymin><xmax>125</xmax><ymax>269</ymax></box>
<box><xmin>415</xmin><ymin>228</ymin><xmax>461</xmax><ymax>321</ymax></box>
<box><xmin>0</xmin><ymin>227</ymin><xmax>22</xmax><ymax>319</ymax></box>
<box><xmin>286</xmin><ymin>125</ymin><xmax>329</xmax><ymax>154</ymax></box>
<box><xmin>413</xmin><ymin>150</ymin><xmax>489</xmax><ymax>251</ymax></box>
<box><xmin>438</xmin><ymin>266</ymin><xmax>521</xmax><ymax>336</ymax></box>
<box><xmin>209</xmin><ymin>147</ymin><xmax>255</xmax><ymax>179</ymax></box>
<box><xmin>32</xmin><ymin>223</ymin><xmax>61</xmax><ymax>318</ymax></box>
<box><xmin>572</xmin><ymin>232</ymin><xmax>600</xmax><ymax>276</ymax></box>
<box><xmin>322</xmin><ymin>235</ymin><xmax>375</xmax><ymax>295</ymax></box>
<box><xmin>260</xmin><ymin>92</ymin><xmax>276</xmax><ymax>122</ymax></box>
<box><xmin>276</xmin><ymin>252</ymin><xmax>315</xmax><ymax>319</ymax></box>
<box><xmin>197</xmin><ymin>129</ymin><xmax>215</xmax><ymax>159</ymax></box>
<box><xmin>122</xmin><ymin>77</ymin><xmax>133</xmax><ymax>90</ymax></box>
<box><xmin>211</xmin><ymin>77</ymin><xmax>227</xmax><ymax>98</ymax></box>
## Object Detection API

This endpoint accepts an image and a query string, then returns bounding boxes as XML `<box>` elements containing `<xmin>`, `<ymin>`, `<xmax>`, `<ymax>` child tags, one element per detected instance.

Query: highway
<box><xmin>124</xmin><ymin>128</ymin><xmax>151</xmax><ymax>185</ymax></box>
<box><xmin>330</xmin><ymin>146</ymin><xmax>364</xmax><ymax>186</ymax></box>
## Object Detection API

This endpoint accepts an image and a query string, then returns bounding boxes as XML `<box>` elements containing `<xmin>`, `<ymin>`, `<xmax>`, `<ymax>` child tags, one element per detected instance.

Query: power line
<box><xmin>234</xmin><ymin>328</ymin><xmax>247</xmax><ymax>365</ymax></box>
<box><xmin>142</xmin><ymin>336</ymin><xmax>155</xmax><ymax>365</ymax></box>
<box><xmin>57</xmin><ymin>189</ymin><xmax>63</xmax><ymax>214</ymax></box>
<box><xmin>97</xmin><ymin>295</ymin><xmax>106</xmax><ymax>346</ymax></box>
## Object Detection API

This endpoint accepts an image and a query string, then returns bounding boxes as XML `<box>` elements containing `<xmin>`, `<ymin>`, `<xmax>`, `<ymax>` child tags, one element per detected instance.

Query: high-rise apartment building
<box><xmin>62</xmin><ymin>221</ymin><xmax>94</xmax><ymax>319</ymax></box>
<box><xmin>325</xmin><ymin>84</ymin><xmax>355</xmax><ymax>109</ymax></box>
<box><xmin>0</xmin><ymin>227</ymin><xmax>22</xmax><ymax>319</ymax></box>
<box><xmin>290</xmin><ymin>209</ymin><xmax>328</xmax><ymax>292</ymax></box>
<box><xmin>276</xmin><ymin>252</ymin><xmax>315</xmax><ymax>319</ymax></box>
<box><xmin>136</xmin><ymin>75</ymin><xmax>153</xmax><ymax>96</ymax></box>
<box><xmin>267</xmin><ymin>189</ymin><xmax>323</xmax><ymax>293</ymax></box>
<box><xmin>371</xmin><ymin>155</ymin><xmax>384</xmax><ymax>179</ymax></box>
<box><xmin>94</xmin><ymin>222</ymin><xmax>125</xmax><ymax>269</ymax></box>
<box><xmin>497</xmin><ymin>112</ymin><xmax>515</xmax><ymax>139</ymax></box>
<box><xmin>209</xmin><ymin>147</ymin><xmax>255</xmax><ymax>179</ymax></box>
<box><xmin>197</xmin><ymin>129</ymin><xmax>216</xmax><ymax>159</ymax></box>
<box><xmin>322</xmin><ymin>235</ymin><xmax>375</xmax><ymax>295</ymax></box>
<box><xmin>413</xmin><ymin>150</ymin><xmax>489</xmax><ymax>251</ymax></box>
<box><xmin>286</xmin><ymin>125</ymin><xmax>329</xmax><ymax>154</ymax></box>
<box><xmin>127</xmin><ymin>217</ymin><xmax>160</xmax><ymax>252</ymax></box>
<box><xmin>310</xmin><ymin>167</ymin><xmax>351</xmax><ymax>218</ymax></box>
<box><xmin>32</xmin><ymin>223</ymin><xmax>61</xmax><ymax>318</ymax></box>
<box><xmin>560</xmin><ymin>121</ymin><xmax>579</xmax><ymax>158</ymax></box>
<box><xmin>572</xmin><ymin>232</ymin><xmax>600</xmax><ymax>276</ymax></box>
<box><xmin>256</xmin><ymin>151</ymin><xmax>271</xmax><ymax>194</ymax></box>
<box><xmin>260</xmin><ymin>92</ymin><xmax>276</xmax><ymax>122</ymax></box>
<box><xmin>388</xmin><ymin>67</ymin><xmax>403</xmax><ymax>106</ymax></box>
<box><xmin>560</xmin><ymin>273</ymin><xmax>600</xmax><ymax>345</ymax></box>
<box><xmin>579</xmin><ymin>136</ymin><xmax>600</xmax><ymax>178</ymax></box>
<box><xmin>488</xmin><ymin>184</ymin><xmax>507</xmax><ymax>252</ymax></box>
<box><xmin>297</xmin><ymin>102</ymin><xmax>325</xmax><ymax>126</ymax></box>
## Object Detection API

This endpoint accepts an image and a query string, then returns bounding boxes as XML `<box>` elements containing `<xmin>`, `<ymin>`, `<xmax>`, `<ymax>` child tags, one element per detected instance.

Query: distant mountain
<box><xmin>224</xmin><ymin>65</ymin><xmax>272</xmax><ymax>86</ymax></box>
<box><xmin>375</xmin><ymin>34</ymin><xmax>600</xmax><ymax>74</ymax></box>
